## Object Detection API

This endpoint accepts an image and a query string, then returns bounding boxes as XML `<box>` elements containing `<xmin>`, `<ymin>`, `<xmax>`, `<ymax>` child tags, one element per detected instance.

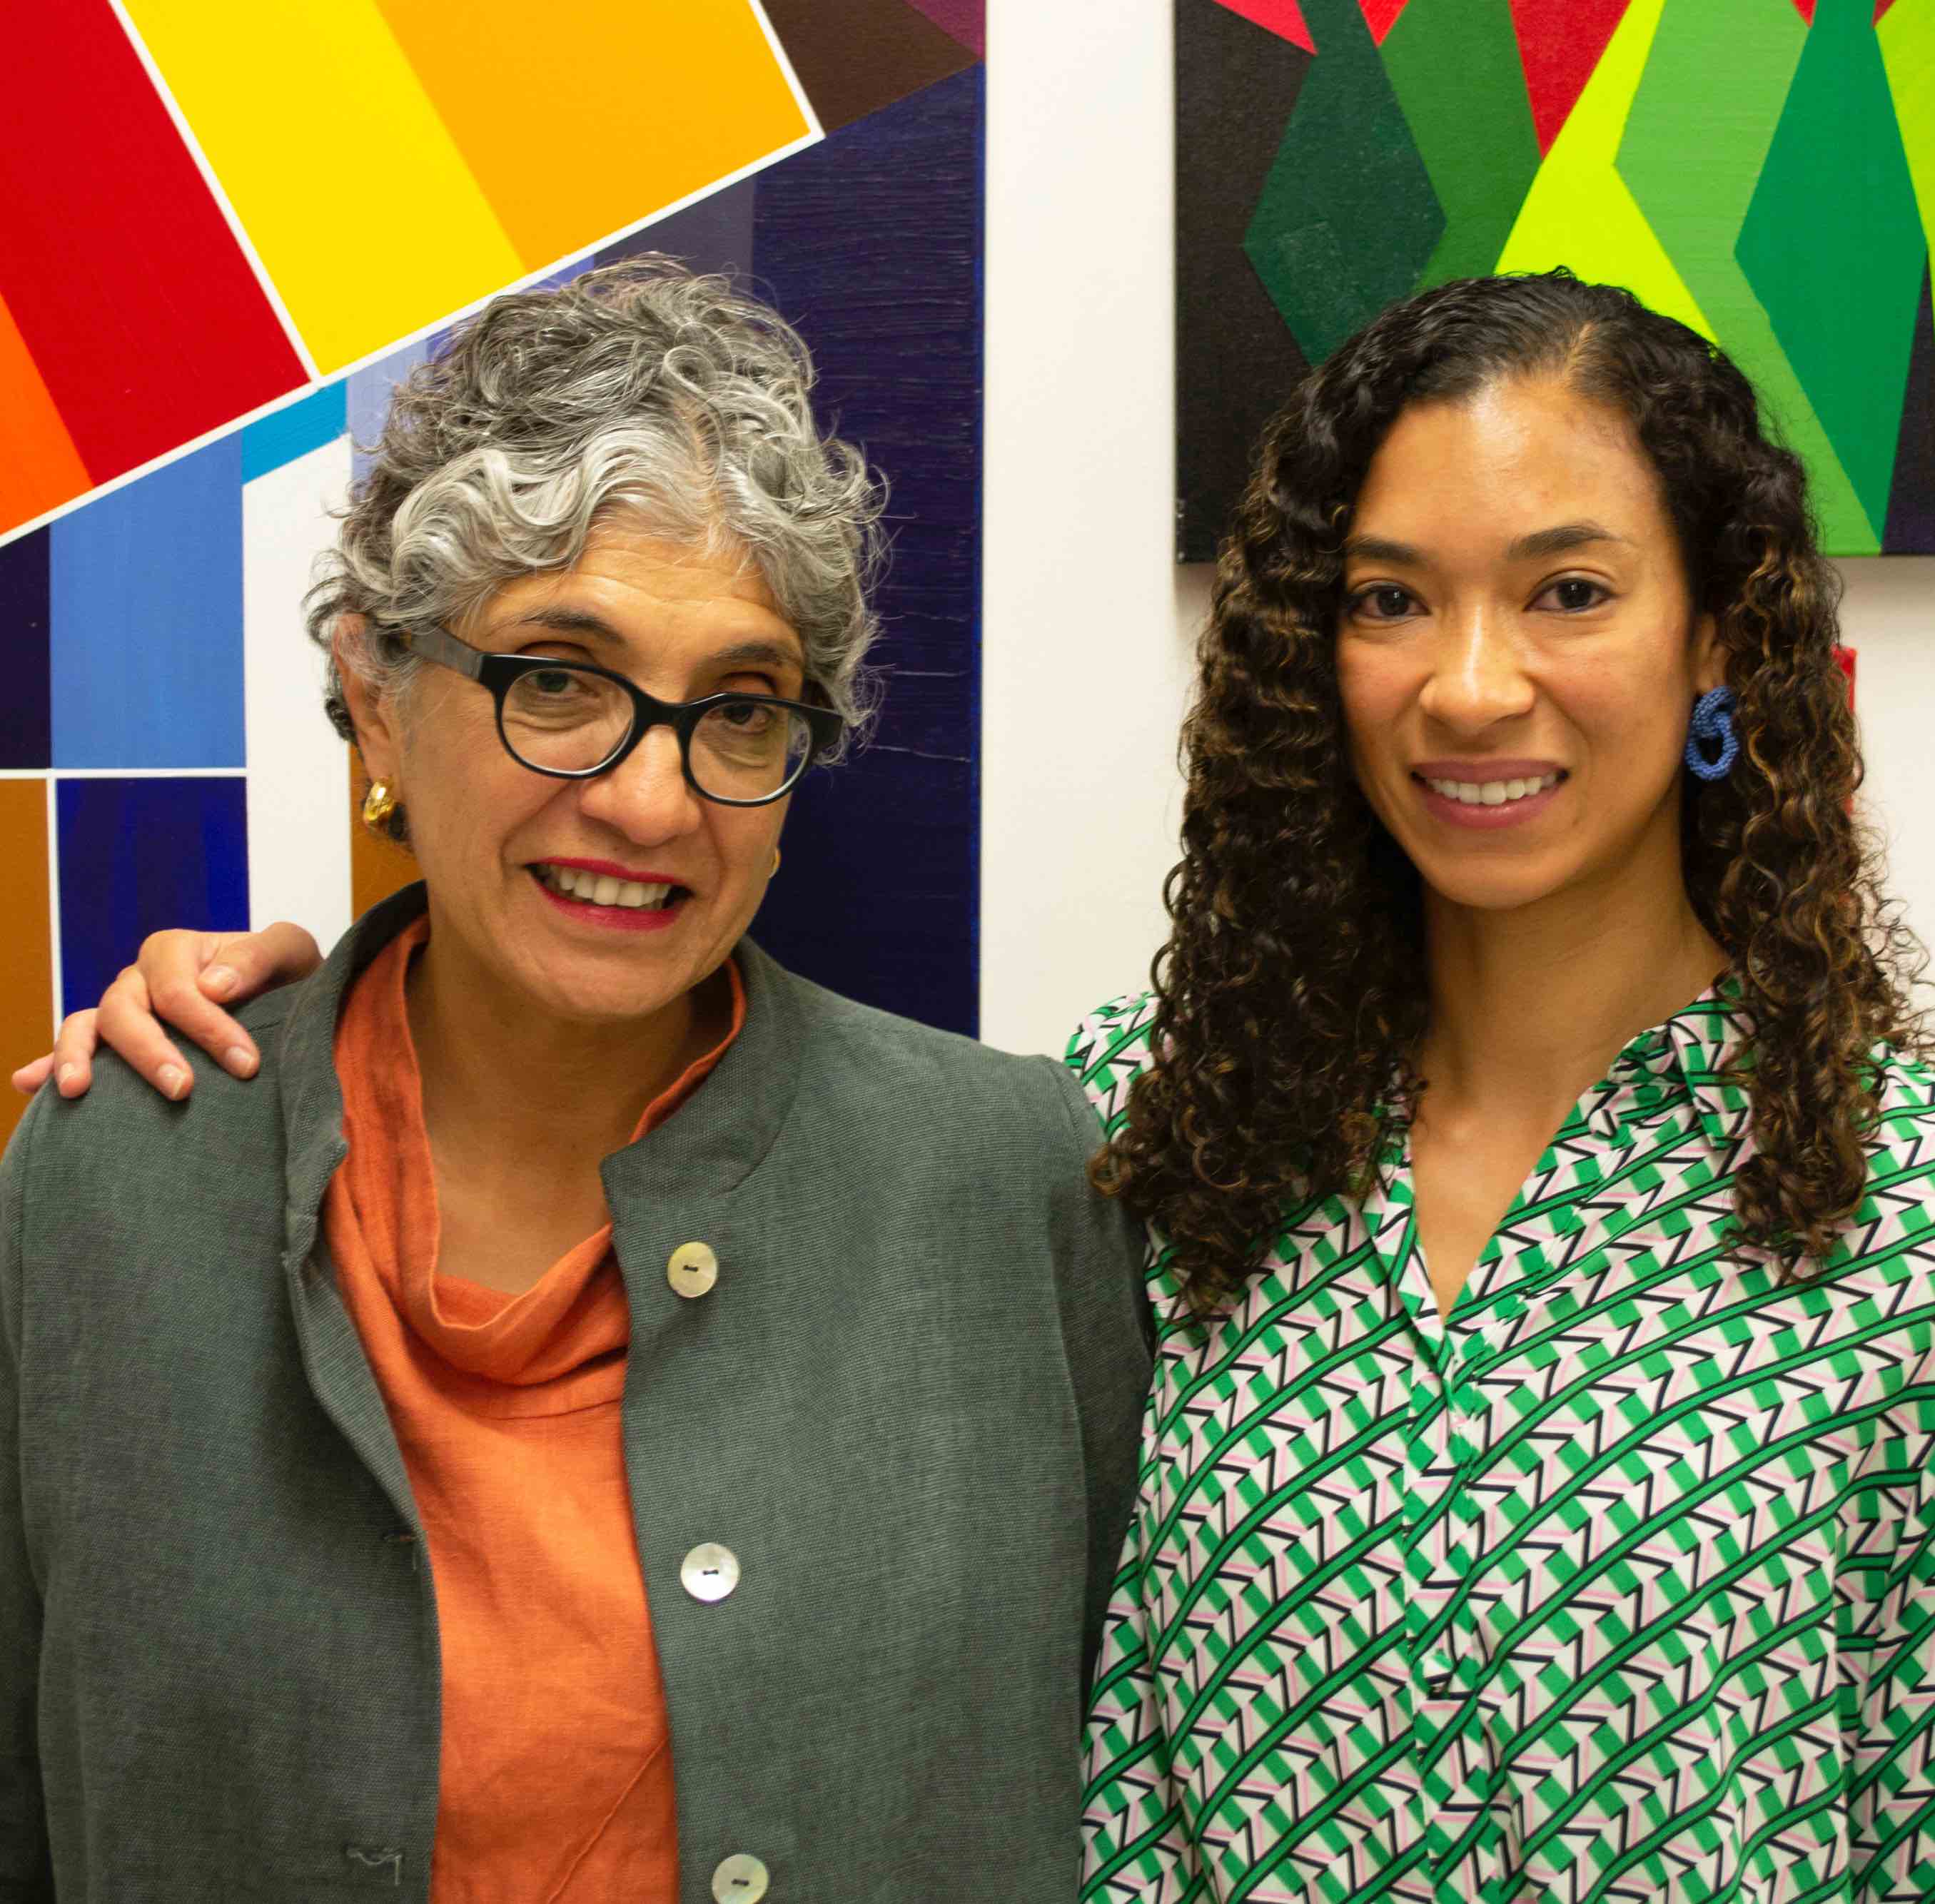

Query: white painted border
<box><xmin>42</xmin><ymin>776</ymin><xmax>62</xmax><ymax>1035</ymax></box>
<box><xmin>0</xmin><ymin>769</ymin><xmax>248</xmax><ymax>781</ymax></box>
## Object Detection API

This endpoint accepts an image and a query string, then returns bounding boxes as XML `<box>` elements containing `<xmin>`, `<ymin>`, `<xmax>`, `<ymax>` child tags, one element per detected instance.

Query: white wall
<box><xmin>982</xmin><ymin>0</ymin><xmax>1192</xmax><ymax>1055</ymax></box>
<box><xmin>979</xmin><ymin>0</ymin><xmax>1935</xmax><ymax>1055</ymax></box>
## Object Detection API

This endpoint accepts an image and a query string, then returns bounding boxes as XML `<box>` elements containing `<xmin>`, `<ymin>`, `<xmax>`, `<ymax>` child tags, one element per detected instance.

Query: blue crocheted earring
<box><xmin>1684</xmin><ymin>686</ymin><xmax>1739</xmax><ymax>781</ymax></box>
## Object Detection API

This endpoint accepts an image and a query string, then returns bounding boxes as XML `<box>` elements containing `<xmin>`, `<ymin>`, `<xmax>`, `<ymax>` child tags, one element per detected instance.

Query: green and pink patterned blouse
<box><xmin>1069</xmin><ymin>988</ymin><xmax>1935</xmax><ymax>1904</ymax></box>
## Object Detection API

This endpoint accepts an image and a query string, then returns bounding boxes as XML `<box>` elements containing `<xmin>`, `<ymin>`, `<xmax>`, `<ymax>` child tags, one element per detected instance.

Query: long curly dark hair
<box><xmin>1098</xmin><ymin>270</ymin><xmax>1927</xmax><ymax>1315</ymax></box>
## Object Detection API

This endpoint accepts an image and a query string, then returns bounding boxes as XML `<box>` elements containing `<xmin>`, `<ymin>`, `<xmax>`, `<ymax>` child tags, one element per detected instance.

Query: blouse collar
<box><xmin>1582</xmin><ymin>980</ymin><xmax>1752</xmax><ymax>1158</ymax></box>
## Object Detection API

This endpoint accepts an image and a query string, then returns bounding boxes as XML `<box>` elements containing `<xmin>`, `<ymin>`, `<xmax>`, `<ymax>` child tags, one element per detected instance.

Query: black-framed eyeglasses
<box><xmin>403</xmin><ymin>624</ymin><xmax>843</xmax><ymax>807</ymax></box>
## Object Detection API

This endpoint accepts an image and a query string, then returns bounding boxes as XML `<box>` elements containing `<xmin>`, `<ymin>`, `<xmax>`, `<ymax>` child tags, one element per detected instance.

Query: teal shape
<box><xmin>1380</xmin><ymin>0</ymin><xmax>1540</xmax><ymax>286</ymax></box>
<box><xmin>240</xmin><ymin>380</ymin><xmax>347</xmax><ymax>485</ymax></box>
<box><xmin>1734</xmin><ymin>0</ymin><xmax>1927</xmax><ymax>540</ymax></box>
<box><xmin>1243</xmin><ymin>0</ymin><xmax>1446</xmax><ymax>364</ymax></box>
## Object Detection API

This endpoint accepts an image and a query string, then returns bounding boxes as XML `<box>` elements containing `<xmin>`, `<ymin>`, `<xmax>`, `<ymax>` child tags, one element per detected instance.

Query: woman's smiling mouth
<box><xmin>528</xmin><ymin>859</ymin><xmax>691</xmax><ymax>930</ymax></box>
<box><xmin>1411</xmin><ymin>763</ymin><xmax>1567</xmax><ymax>826</ymax></box>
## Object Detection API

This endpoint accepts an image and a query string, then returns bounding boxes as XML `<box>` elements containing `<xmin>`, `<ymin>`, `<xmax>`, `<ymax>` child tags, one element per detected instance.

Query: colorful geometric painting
<box><xmin>0</xmin><ymin>4</ymin><xmax>984</xmax><ymax>1144</ymax></box>
<box><xmin>1176</xmin><ymin>0</ymin><xmax>1935</xmax><ymax>560</ymax></box>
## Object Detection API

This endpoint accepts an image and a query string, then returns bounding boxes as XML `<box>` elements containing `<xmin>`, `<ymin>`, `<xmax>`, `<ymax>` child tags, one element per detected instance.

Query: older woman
<box><xmin>0</xmin><ymin>260</ymin><xmax>1151</xmax><ymax>1903</ymax></box>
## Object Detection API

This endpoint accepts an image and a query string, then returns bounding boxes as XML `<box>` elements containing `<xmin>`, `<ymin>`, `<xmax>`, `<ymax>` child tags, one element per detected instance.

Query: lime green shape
<box><xmin>1737</xmin><ymin>0</ymin><xmax>1926</xmax><ymax>542</ymax></box>
<box><xmin>1243</xmin><ymin>0</ymin><xmax>1446</xmax><ymax>363</ymax></box>
<box><xmin>1380</xmin><ymin>0</ymin><xmax>1542</xmax><ymax>285</ymax></box>
<box><xmin>1495</xmin><ymin>0</ymin><xmax>1714</xmax><ymax>340</ymax></box>
<box><xmin>1617</xmin><ymin>0</ymin><xmax>1875</xmax><ymax>553</ymax></box>
<box><xmin>1879</xmin><ymin>0</ymin><xmax>1935</xmax><ymax>257</ymax></box>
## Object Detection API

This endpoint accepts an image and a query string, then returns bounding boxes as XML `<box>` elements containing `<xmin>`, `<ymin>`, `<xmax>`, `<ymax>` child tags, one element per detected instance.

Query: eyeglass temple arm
<box><xmin>405</xmin><ymin>624</ymin><xmax>486</xmax><ymax>680</ymax></box>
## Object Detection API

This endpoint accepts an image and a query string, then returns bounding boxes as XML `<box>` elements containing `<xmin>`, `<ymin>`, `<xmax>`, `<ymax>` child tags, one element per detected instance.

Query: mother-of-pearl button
<box><xmin>712</xmin><ymin>1853</ymin><xmax>769</xmax><ymax>1901</ymax></box>
<box><xmin>667</xmin><ymin>1240</ymin><xmax>718</xmax><ymax>1297</ymax></box>
<box><xmin>682</xmin><ymin>1541</ymin><xmax>740</xmax><ymax>1602</ymax></box>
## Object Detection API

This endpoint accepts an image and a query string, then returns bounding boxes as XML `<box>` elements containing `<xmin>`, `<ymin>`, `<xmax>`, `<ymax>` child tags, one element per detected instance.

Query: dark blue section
<box><xmin>56</xmin><ymin>777</ymin><xmax>248</xmax><ymax>1016</ymax></box>
<box><xmin>241</xmin><ymin>380</ymin><xmax>347</xmax><ymax>484</ymax></box>
<box><xmin>748</xmin><ymin>66</ymin><xmax>984</xmax><ymax>1036</ymax></box>
<box><xmin>597</xmin><ymin>178</ymin><xmax>757</xmax><ymax>279</ymax></box>
<box><xmin>0</xmin><ymin>528</ymin><xmax>52</xmax><ymax>768</ymax></box>
<box><xmin>49</xmin><ymin>433</ymin><xmax>246</xmax><ymax>769</ymax></box>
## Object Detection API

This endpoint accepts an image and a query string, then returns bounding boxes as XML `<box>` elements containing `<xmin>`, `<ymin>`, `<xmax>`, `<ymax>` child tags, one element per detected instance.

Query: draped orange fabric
<box><xmin>321</xmin><ymin>916</ymin><xmax>743</xmax><ymax>1902</ymax></box>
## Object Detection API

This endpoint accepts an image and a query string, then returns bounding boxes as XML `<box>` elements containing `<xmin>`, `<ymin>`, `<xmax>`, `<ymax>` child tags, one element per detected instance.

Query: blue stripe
<box><xmin>49</xmin><ymin>435</ymin><xmax>245</xmax><ymax>769</ymax></box>
<box><xmin>0</xmin><ymin>527</ymin><xmax>51</xmax><ymax>769</ymax></box>
<box><xmin>241</xmin><ymin>381</ymin><xmax>347</xmax><ymax>484</ymax></box>
<box><xmin>56</xmin><ymin>776</ymin><xmax>248</xmax><ymax>1015</ymax></box>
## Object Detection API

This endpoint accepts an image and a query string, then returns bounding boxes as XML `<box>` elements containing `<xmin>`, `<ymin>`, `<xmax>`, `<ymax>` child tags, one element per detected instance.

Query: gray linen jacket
<box><xmin>0</xmin><ymin>886</ymin><xmax>1153</xmax><ymax>1902</ymax></box>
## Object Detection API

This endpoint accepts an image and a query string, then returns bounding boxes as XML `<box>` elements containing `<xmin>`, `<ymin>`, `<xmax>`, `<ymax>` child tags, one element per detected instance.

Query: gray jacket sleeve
<box><xmin>1</xmin><ymin>1098</ymin><xmax>54</xmax><ymax>1898</ymax></box>
<box><xmin>1044</xmin><ymin>1058</ymin><xmax>1155</xmax><ymax>1698</ymax></box>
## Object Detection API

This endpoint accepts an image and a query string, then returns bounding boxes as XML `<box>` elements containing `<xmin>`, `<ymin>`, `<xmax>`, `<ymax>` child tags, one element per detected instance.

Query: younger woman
<box><xmin>1074</xmin><ymin>274</ymin><xmax>1935</xmax><ymax>1900</ymax></box>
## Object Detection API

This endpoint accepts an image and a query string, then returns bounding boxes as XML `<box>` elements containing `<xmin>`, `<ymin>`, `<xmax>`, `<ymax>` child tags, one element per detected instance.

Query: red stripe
<box><xmin>0</xmin><ymin>0</ymin><xmax>303</xmax><ymax>484</ymax></box>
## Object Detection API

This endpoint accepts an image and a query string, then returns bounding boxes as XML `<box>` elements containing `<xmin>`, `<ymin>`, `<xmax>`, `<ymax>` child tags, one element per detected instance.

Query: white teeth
<box><xmin>537</xmin><ymin>866</ymin><xmax>674</xmax><ymax>909</ymax></box>
<box><xmin>1425</xmin><ymin>771</ymin><xmax>1560</xmax><ymax>807</ymax></box>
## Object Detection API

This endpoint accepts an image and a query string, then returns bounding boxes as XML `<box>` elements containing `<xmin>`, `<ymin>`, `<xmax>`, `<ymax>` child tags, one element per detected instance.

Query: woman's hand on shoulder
<box><xmin>9</xmin><ymin>922</ymin><xmax>323</xmax><ymax>1103</ymax></box>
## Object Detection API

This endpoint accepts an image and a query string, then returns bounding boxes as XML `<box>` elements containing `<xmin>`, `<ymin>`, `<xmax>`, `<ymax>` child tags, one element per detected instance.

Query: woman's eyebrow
<box><xmin>1506</xmin><ymin>520</ymin><xmax>1630</xmax><ymax>560</ymax></box>
<box><xmin>707</xmin><ymin>638</ymin><xmax>806</xmax><ymax>672</ymax></box>
<box><xmin>1343</xmin><ymin>522</ymin><xmax>1631</xmax><ymax>567</ymax></box>
<box><xmin>1341</xmin><ymin>533</ymin><xmax>1422</xmax><ymax>566</ymax></box>
<box><xmin>502</xmin><ymin>609</ymin><xmax>804</xmax><ymax>671</ymax></box>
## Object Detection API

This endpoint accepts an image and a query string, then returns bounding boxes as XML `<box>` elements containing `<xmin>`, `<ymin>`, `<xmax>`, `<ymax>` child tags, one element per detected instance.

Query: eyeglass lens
<box><xmin>500</xmin><ymin>664</ymin><xmax>814</xmax><ymax>799</ymax></box>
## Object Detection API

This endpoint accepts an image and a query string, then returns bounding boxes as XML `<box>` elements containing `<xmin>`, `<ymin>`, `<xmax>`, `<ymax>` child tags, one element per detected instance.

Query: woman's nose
<box><xmin>1417</xmin><ymin>609</ymin><xmax>1535</xmax><ymax>731</ymax></box>
<box><xmin>573</xmin><ymin>724</ymin><xmax>704</xmax><ymax>842</ymax></box>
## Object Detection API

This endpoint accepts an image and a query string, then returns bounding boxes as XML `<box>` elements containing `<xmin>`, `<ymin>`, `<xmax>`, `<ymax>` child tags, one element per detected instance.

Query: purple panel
<box><xmin>597</xmin><ymin>178</ymin><xmax>757</xmax><ymax>280</ymax></box>
<box><xmin>1885</xmin><ymin>260</ymin><xmax>1935</xmax><ymax>553</ymax></box>
<box><xmin>748</xmin><ymin>67</ymin><xmax>983</xmax><ymax>1037</ymax></box>
<box><xmin>0</xmin><ymin>527</ymin><xmax>51</xmax><ymax>768</ymax></box>
<box><xmin>56</xmin><ymin>776</ymin><xmax>248</xmax><ymax>1016</ymax></box>
<box><xmin>904</xmin><ymin>0</ymin><xmax>984</xmax><ymax>55</ymax></box>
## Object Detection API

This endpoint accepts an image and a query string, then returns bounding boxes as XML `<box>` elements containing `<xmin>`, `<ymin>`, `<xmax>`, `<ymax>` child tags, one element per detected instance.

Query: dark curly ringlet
<box><xmin>1096</xmin><ymin>269</ymin><xmax>1929</xmax><ymax>1317</ymax></box>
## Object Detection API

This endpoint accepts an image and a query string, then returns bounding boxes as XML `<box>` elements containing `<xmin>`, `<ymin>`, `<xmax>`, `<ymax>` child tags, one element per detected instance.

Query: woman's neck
<box><xmin>402</xmin><ymin>928</ymin><xmax>727</xmax><ymax>1184</ymax></box>
<box><xmin>1418</xmin><ymin>854</ymin><xmax>1727</xmax><ymax>1128</ymax></box>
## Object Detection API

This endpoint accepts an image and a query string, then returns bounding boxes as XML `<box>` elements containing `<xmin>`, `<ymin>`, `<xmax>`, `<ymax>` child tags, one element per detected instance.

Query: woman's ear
<box><xmin>333</xmin><ymin>616</ymin><xmax>403</xmax><ymax>790</ymax></box>
<box><xmin>1689</xmin><ymin>610</ymin><xmax>1724</xmax><ymax>697</ymax></box>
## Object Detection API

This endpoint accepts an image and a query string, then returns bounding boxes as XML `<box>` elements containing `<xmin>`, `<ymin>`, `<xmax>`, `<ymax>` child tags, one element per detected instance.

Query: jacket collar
<box><xmin>268</xmin><ymin>881</ymin><xmax>807</xmax><ymax>1269</ymax></box>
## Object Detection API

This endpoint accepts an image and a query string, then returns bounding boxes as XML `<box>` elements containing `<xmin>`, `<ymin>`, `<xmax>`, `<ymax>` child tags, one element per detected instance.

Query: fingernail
<box><xmin>158</xmin><ymin>1065</ymin><xmax>187</xmax><ymax>1100</ymax></box>
<box><xmin>225</xmin><ymin>1045</ymin><xmax>258</xmax><ymax>1078</ymax></box>
<box><xmin>203</xmin><ymin>965</ymin><xmax>238</xmax><ymax>999</ymax></box>
<box><xmin>57</xmin><ymin>1063</ymin><xmax>79</xmax><ymax>1094</ymax></box>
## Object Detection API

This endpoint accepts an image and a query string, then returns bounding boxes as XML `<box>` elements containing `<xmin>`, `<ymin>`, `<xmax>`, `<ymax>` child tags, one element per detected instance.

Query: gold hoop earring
<box><xmin>362</xmin><ymin>781</ymin><xmax>398</xmax><ymax>832</ymax></box>
<box><xmin>769</xmin><ymin>849</ymin><xmax>782</xmax><ymax>878</ymax></box>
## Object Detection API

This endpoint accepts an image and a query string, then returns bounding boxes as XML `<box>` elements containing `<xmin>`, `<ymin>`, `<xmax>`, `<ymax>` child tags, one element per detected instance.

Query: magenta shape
<box><xmin>901</xmin><ymin>0</ymin><xmax>982</xmax><ymax>56</ymax></box>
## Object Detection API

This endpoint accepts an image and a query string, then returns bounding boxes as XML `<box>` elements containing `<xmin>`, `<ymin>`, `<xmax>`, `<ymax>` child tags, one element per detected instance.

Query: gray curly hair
<box><xmin>308</xmin><ymin>256</ymin><xmax>886</xmax><ymax>776</ymax></box>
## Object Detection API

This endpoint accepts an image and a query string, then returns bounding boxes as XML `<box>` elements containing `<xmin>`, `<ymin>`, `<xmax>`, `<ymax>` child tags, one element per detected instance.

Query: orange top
<box><xmin>322</xmin><ymin>916</ymin><xmax>744</xmax><ymax>1903</ymax></box>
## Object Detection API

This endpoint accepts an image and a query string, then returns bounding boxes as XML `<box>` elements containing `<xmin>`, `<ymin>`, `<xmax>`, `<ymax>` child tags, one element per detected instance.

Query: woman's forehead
<box><xmin>1352</xmin><ymin>381</ymin><xmax>1670</xmax><ymax>561</ymax></box>
<box><xmin>470</xmin><ymin>532</ymin><xmax>803</xmax><ymax>667</ymax></box>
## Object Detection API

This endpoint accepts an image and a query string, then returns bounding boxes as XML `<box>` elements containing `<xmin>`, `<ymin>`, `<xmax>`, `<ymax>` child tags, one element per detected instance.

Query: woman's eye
<box><xmin>1542</xmin><ymin>577</ymin><xmax>1607</xmax><ymax>613</ymax></box>
<box><xmin>530</xmin><ymin>668</ymin><xmax>582</xmax><ymax>697</ymax></box>
<box><xmin>1353</xmin><ymin>586</ymin><xmax>1415</xmax><ymax>621</ymax></box>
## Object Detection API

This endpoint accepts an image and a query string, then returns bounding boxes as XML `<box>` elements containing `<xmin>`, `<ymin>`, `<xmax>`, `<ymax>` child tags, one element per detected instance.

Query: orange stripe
<box><xmin>0</xmin><ymin>287</ymin><xmax>91</xmax><ymax>536</ymax></box>
<box><xmin>372</xmin><ymin>0</ymin><xmax>807</xmax><ymax>269</ymax></box>
<box><xmin>0</xmin><ymin>781</ymin><xmax>54</xmax><ymax>1150</ymax></box>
